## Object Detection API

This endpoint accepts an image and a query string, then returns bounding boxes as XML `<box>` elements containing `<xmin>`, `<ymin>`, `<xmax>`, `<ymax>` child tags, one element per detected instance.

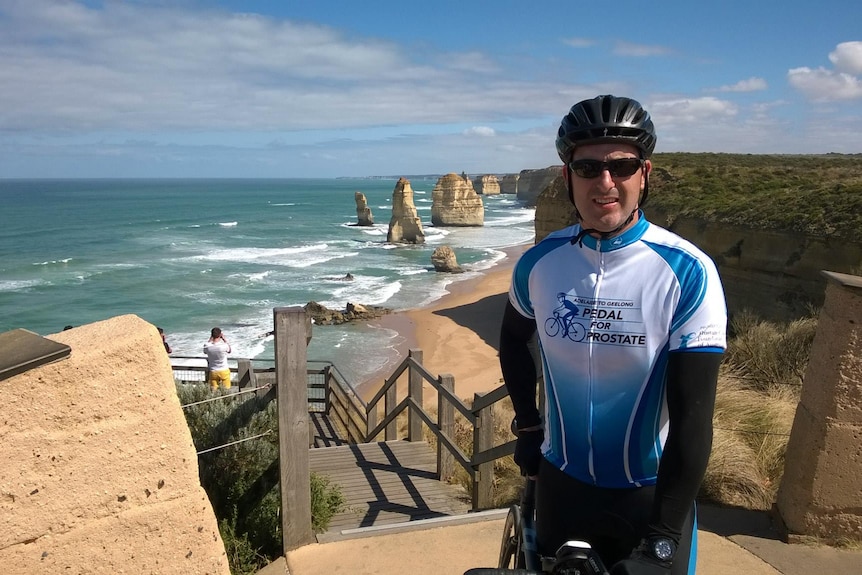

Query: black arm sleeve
<box><xmin>499</xmin><ymin>300</ymin><xmax>542</xmax><ymax>429</ymax></box>
<box><xmin>650</xmin><ymin>351</ymin><xmax>722</xmax><ymax>540</ymax></box>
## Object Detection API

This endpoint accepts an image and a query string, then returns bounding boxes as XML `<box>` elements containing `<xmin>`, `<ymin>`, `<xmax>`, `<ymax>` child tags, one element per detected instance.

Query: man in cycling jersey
<box><xmin>500</xmin><ymin>95</ymin><xmax>727</xmax><ymax>575</ymax></box>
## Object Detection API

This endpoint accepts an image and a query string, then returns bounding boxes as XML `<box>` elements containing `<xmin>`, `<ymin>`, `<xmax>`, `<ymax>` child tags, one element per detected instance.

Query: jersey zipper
<box><xmin>586</xmin><ymin>239</ymin><xmax>606</xmax><ymax>484</ymax></box>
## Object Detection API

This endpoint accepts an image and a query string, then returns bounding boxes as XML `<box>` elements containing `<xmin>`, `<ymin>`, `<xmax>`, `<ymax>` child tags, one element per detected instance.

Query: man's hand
<box><xmin>513</xmin><ymin>428</ymin><xmax>543</xmax><ymax>477</ymax></box>
<box><xmin>609</xmin><ymin>539</ymin><xmax>672</xmax><ymax>575</ymax></box>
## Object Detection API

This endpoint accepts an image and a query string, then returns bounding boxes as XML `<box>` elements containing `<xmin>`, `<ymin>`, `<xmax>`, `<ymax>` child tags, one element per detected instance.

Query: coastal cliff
<box><xmin>533</xmin><ymin>174</ymin><xmax>862</xmax><ymax>321</ymax></box>
<box><xmin>516</xmin><ymin>166</ymin><xmax>561</xmax><ymax>206</ymax></box>
<box><xmin>499</xmin><ymin>173</ymin><xmax>519</xmax><ymax>195</ymax></box>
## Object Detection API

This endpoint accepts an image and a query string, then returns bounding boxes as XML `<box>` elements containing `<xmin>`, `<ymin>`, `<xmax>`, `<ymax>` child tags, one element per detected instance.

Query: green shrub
<box><xmin>218</xmin><ymin>518</ymin><xmax>269</xmax><ymax>575</ymax></box>
<box><xmin>176</xmin><ymin>385</ymin><xmax>345</xmax><ymax>571</ymax></box>
<box><xmin>310</xmin><ymin>472</ymin><xmax>346</xmax><ymax>533</ymax></box>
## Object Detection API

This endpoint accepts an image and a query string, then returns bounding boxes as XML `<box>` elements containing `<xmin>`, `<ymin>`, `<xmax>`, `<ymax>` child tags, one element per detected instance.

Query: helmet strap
<box><xmin>570</xmin><ymin>209</ymin><xmax>637</xmax><ymax>246</ymax></box>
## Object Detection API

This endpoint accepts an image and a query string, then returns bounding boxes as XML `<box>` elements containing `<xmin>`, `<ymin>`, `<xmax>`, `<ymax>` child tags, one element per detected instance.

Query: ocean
<box><xmin>0</xmin><ymin>178</ymin><xmax>534</xmax><ymax>384</ymax></box>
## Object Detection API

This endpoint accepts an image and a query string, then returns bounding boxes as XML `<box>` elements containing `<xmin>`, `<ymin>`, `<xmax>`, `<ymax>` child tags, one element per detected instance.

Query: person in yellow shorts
<box><xmin>203</xmin><ymin>327</ymin><xmax>232</xmax><ymax>389</ymax></box>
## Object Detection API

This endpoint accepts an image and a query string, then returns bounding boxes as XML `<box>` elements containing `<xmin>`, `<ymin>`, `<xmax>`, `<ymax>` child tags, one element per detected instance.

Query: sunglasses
<box><xmin>568</xmin><ymin>158</ymin><xmax>644</xmax><ymax>179</ymax></box>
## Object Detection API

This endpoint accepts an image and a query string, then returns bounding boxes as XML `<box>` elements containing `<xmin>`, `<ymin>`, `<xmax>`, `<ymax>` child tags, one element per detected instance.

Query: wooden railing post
<box><xmin>438</xmin><ymin>374</ymin><xmax>455</xmax><ymax>481</ymax></box>
<box><xmin>323</xmin><ymin>365</ymin><xmax>332</xmax><ymax>413</ymax></box>
<box><xmin>385</xmin><ymin>382</ymin><xmax>397</xmax><ymax>440</ymax></box>
<box><xmin>367</xmin><ymin>402</ymin><xmax>378</xmax><ymax>442</ymax></box>
<box><xmin>274</xmin><ymin>306</ymin><xmax>314</xmax><ymax>553</ymax></box>
<box><xmin>472</xmin><ymin>392</ymin><xmax>495</xmax><ymax>510</ymax></box>
<box><xmin>236</xmin><ymin>358</ymin><xmax>256</xmax><ymax>390</ymax></box>
<box><xmin>408</xmin><ymin>349</ymin><xmax>424</xmax><ymax>441</ymax></box>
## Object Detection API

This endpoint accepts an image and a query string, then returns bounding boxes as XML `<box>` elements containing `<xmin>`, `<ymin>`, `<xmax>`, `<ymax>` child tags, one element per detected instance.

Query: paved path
<box><xmin>261</xmin><ymin>505</ymin><xmax>862</xmax><ymax>575</ymax></box>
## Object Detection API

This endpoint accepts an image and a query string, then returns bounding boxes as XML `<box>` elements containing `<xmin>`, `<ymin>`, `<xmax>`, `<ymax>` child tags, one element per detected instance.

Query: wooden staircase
<box><xmin>309</xmin><ymin>440</ymin><xmax>471</xmax><ymax>542</ymax></box>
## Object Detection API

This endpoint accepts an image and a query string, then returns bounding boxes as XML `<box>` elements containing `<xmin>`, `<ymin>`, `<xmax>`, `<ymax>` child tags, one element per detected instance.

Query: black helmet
<box><xmin>556</xmin><ymin>95</ymin><xmax>656</xmax><ymax>162</ymax></box>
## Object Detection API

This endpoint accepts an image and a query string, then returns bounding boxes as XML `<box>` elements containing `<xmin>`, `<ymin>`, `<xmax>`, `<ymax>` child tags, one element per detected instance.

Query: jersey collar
<box><xmin>576</xmin><ymin>211</ymin><xmax>648</xmax><ymax>252</ymax></box>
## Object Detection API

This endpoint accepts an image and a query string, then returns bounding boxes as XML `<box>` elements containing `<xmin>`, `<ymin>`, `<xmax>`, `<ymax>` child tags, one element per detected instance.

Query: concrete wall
<box><xmin>0</xmin><ymin>315</ymin><xmax>229</xmax><ymax>574</ymax></box>
<box><xmin>776</xmin><ymin>272</ymin><xmax>862</xmax><ymax>544</ymax></box>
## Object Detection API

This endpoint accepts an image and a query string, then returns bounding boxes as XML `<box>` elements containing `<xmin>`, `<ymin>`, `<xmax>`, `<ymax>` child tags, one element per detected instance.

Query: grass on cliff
<box><xmin>421</xmin><ymin>310</ymin><xmax>817</xmax><ymax>512</ymax></box>
<box><xmin>647</xmin><ymin>153</ymin><xmax>862</xmax><ymax>242</ymax></box>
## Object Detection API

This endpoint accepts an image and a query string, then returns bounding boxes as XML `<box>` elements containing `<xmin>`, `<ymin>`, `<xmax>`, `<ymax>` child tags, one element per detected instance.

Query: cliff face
<box><xmin>517</xmin><ymin>166</ymin><xmax>562</xmax><ymax>206</ymax></box>
<box><xmin>647</xmin><ymin>207</ymin><xmax>862</xmax><ymax>321</ymax></box>
<box><xmin>473</xmin><ymin>174</ymin><xmax>501</xmax><ymax>195</ymax></box>
<box><xmin>431</xmin><ymin>173</ymin><xmax>484</xmax><ymax>227</ymax></box>
<box><xmin>499</xmin><ymin>174</ymin><xmax>519</xmax><ymax>195</ymax></box>
<box><xmin>387</xmin><ymin>177</ymin><xmax>425</xmax><ymax>244</ymax></box>
<box><xmin>533</xmin><ymin>175</ymin><xmax>862</xmax><ymax>321</ymax></box>
<box><xmin>534</xmin><ymin>175</ymin><xmax>576</xmax><ymax>241</ymax></box>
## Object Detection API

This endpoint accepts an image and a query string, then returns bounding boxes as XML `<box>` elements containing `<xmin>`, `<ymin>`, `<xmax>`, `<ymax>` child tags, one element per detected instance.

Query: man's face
<box><xmin>569</xmin><ymin>142</ymin><xmax>651</xmax><ymax>236</ymax></box>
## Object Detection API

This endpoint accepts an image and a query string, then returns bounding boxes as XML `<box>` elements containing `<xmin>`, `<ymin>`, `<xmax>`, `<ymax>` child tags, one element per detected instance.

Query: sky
<box><xmin>1</xmin><ymin>1</ymin><xmax>861</xmax><ymax>178</ymax></box>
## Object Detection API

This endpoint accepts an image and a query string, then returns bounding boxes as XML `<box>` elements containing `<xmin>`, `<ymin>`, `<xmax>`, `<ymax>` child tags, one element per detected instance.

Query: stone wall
<box><xmin>775</xmin><ymin>272</ymin><xmax>862</xmax><ymax>544</ymax></box>
<box><xmin>0</xmin><ymin>315</ymin><xmax>229</xmax><ymax>574</ymax></box>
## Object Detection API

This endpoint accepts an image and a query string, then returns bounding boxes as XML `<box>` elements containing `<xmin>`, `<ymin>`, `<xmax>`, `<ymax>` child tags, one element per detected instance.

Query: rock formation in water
<box><xmin>304</xmin><ymin>301</ymin><xmax>391</xmax><ymax>325</ymax></box>
<box><xmin>517</xmin><ymin>166</ymin><xmax>563</xmax><ymax>206</ymax></box>
<box><xmin>473</xmin><ymin>174</ymin><xmax>501</xmax><ymax>195</ymax></box>
<box><xmin>387</xmin><ymin>177</ymin><xmax>425</xmax><ymax>244</ymax></box>
<box><xmin>431</xmin><ymin>173</ymin><xmax>484</xmax><ymax>227</ymax></box>
<box><xmin>499</xmin><ymin>174</ymin><xmax>519</xmax><ymax>195</ymax></box>
<box><xmin>354</xmin><ymin>191</ymin><xmax>374</xmax><ymax>226</ymax></box>
<box><xmin>533</xmin><ymin>173</ymin><xmax>862</xmax><ymax>321</ymax></box>
<box><xmin>431</xmin><ymin>246</ymin><xmax>463</xmax><ymax>273</ymax></box>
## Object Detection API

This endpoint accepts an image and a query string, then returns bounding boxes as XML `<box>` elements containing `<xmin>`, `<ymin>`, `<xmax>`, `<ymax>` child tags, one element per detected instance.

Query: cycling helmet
<box><xmin>556</xmin><ymin>95</ymin><xmax>656</xmax><ymax>162</ymax></box>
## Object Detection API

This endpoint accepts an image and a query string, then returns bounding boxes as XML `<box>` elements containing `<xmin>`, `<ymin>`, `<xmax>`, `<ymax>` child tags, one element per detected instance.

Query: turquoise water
<box><xmin>0</xmin><ymin>178</ymin><xmax>533</xmax><ymax>382</ymax></box>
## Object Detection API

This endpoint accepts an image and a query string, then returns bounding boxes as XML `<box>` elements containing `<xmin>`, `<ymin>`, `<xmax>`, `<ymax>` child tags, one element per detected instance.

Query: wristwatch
<box><xmin>648</xmin><ymin>536</ymin><xmax>676</xmax><ymax>562</ymax></box>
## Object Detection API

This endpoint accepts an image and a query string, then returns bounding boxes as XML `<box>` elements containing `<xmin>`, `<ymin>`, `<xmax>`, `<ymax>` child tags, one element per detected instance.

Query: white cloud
<box><xmin>787</xmin><ymin>67</ymin><xmax>862</xmax><ymax>101</ymax></box>
<box><xmin>464</xmin><ymin>127</ymin><xmax>496</xmax><ymax>137</ymax></box>
<box><xmin>787</xmin><ymin>41</ymin><xmax>862</xmax><ymax>101</ymax></box>
<box><xmin>829</xmin><ymin>41</ymin><xmax>862</xmax><ymax>74</ymax></box>
<box><xmin>613</xmin><ymin>41</ymin><xmax>672</xmax><ymax>57</ymax></box>
<box><xmin>562</xmin><ymin>38</ymin><xmax>594</xmax><ymax>48</ymax></box>
<box><xmin>0</xmin><ymin>2</ymin><xmax>573</xmax><ymax>133</ymax></box>
<box><xmin>650</xmin><ymin>97</ymin><xmax>738</xmax><ymax>126</ymax></box>
<box><xmin>714</xmin><ymin>77</ymin><xmax>768</xmax><ymax>92</ymax></box>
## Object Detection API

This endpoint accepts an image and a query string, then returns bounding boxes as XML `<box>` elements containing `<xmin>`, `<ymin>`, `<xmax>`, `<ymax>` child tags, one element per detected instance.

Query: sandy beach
<box><xmin>358</xmin><ymin>243</ymin><xmax>530</xmax><ymax>403</ymax></box>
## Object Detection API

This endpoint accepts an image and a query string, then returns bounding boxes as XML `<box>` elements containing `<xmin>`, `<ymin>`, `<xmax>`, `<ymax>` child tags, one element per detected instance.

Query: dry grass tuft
<box><xmin>702</xmin><ymin>373</ymin><xmax>797</xmax><ymax>509</ymax></box>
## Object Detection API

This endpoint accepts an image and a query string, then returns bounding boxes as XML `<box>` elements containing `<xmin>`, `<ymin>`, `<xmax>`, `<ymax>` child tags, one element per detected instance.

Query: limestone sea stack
<box><xmin>431</xmin><ymin>173</ymin><xmax>484</xmax><ymax>227</ymax></box>
<box><xmin>354</xmin><ymin>191</ymin><xmax>374</xmax><ymax>226</ymax></box>
<box><xmin>473</xmin><ymin>174</ymin><xmax>501</xmax><ymax>195</ymax></box>
<box><xmin>387</xmin><ymin>177</ymin><xmax>425</xmax><ymax>244</ymax></box>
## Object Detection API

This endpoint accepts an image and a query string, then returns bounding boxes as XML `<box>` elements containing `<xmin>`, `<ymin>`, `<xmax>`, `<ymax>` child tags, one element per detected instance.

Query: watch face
<box><xmin>652</xmin><ymin>538</ymin><xmax>675</xmax><ymax>561</ymax></box>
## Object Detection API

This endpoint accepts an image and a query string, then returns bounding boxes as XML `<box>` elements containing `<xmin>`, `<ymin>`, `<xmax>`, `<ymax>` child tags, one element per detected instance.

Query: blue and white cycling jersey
<box><xmin>509</xmin><ymin>214</ymin><xmax>727</xmax><ymax>488</ymax></box>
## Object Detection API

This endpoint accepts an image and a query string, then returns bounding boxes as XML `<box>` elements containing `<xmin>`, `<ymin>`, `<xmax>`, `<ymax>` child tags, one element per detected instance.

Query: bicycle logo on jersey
<box><xmin>545</xmin><ymin>292</ymin><xmax>586</xmax><ymax>342</ymax></box>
